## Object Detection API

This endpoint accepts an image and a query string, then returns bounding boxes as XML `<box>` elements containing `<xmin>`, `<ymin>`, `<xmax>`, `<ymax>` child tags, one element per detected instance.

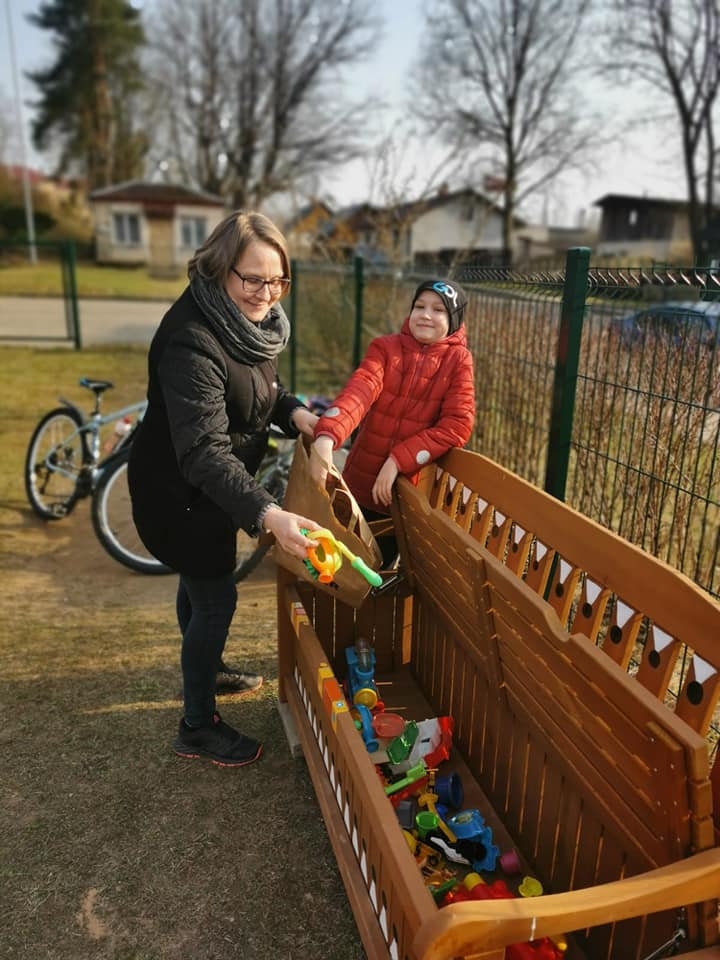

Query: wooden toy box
<box><xmin>276</xmin><ymin>448</ymin><xmax>720</xmax><ymax>960</ymax></box>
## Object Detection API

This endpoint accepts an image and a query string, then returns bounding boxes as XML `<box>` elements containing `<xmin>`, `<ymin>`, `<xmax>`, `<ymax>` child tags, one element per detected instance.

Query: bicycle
<box><xmin>24</xmin><ymin>377</ymin><xmax>169</xmax><ymax>575</ymax></box>
<box><xmin>25</xmin><ymin>376</ymin><xmax>146</xmax><ymax>521</ymax></box>
<box><xmin>27</xmin><ymin>386</ymin><xmax>337</xmax><ymax>580</ymax></box>
<box><xmin>91</xmin><ymin>422</ymin><xmax>305</xmax><ymax>581</ymax></box>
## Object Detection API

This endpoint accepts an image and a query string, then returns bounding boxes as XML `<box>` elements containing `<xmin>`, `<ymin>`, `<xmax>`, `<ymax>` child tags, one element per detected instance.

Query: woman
<box><xmin>128</xmin><ymin>211</ymin><xmax>319</xmax><ymax>768</ymax></box>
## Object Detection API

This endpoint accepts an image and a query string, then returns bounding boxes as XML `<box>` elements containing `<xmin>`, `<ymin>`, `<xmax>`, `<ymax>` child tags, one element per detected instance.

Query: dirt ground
<box><xmin>0</xmin><ymin>488</ymin><xmax>367</xmax><ymax>960</ymax></box>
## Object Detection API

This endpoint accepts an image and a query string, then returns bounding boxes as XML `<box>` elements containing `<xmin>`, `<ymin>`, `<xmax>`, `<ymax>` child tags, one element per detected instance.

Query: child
<box><xmin>311</xmin><ymin>278</ymin><xmax>476</xmax><ymax>563</ymax></box>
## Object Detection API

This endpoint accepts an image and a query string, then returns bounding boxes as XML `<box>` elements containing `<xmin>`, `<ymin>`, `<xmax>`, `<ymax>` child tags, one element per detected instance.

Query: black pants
<box><xmin>176</xmin><ymin>572</ymin><xmax>237</xmax><ymax>726</ymax></box>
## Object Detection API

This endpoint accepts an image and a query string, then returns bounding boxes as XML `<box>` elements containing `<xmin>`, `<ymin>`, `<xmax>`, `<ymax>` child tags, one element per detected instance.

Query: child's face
<box><xmin>409</xmin><ymin>290</ymin><xmax>450</xmax><ymax>344</ymax></box>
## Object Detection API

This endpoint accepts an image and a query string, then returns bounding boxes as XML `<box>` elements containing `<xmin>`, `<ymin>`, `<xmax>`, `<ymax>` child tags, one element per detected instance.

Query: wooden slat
<box><xmin>280</xmin><ymin>452</ymin><xmax>720</xmax><ymax>960</ymax></box>
<box><xmin>434</xmin><ymin>450</ymin><xmax>720</xmax><ymax>668</ymax></box>
<box><xmin>411</xmin><ymin>848</ymin><xmax>720</xmax><ymax>960</ymax></box>
<box><xmin>495</xmin><ymin>633</ymin><xmax>689</xmax><ymax>866</ymax></box>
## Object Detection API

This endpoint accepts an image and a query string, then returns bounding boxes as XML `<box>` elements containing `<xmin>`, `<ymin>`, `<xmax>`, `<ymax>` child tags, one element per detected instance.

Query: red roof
<box><xmin>1</xmin><ymin>164</ymin><xmax>49</xmax><ymax>186</ymax></box>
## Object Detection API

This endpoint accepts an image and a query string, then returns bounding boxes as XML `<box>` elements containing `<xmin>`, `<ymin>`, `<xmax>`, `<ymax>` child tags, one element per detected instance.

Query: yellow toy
<box><xmin>302</xmin><ymin>528</ymin><xmax>383</xmax><ymax>588</ymax></box>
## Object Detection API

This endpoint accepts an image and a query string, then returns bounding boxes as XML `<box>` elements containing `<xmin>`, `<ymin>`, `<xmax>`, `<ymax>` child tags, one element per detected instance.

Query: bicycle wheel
<box><xmin>24</xmin><ymin>407</ymin><xmax>91</xmax><ymax>519</ymax></box>
<box><xmin>233</xmin><ymin>452</ymin><xmax>289</xmax><ymax>583</ymax></box>
<box><xmin>91</xmin><ymin>450</ymin><xmax>172</xmax><ymax>575</ymax></box>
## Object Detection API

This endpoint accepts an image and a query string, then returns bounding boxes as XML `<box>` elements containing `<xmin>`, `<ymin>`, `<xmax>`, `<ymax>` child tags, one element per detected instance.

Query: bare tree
<box><xmin>410</xmin><ymin>0</ymin><xmax>598</xmax><ymax>262</ymax></box>
<box><xmin>606</xmin><ymin>0</ymin><xmax>720</xmax><ymax>264</ymax></box>
<box><xmin>144</xmin><ymin>0</ymin><xmax>380</xmax><ymax>208</ymax></box>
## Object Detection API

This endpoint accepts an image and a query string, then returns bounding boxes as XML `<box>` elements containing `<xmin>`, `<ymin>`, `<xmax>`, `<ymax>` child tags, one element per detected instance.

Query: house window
<box><xmin>462</xmin><ymin>204</ymin><xmax>474</xmax><ymax>221</ymax></box>
<box><xmin>180</xmin><ymin>216</ymin><xmax>207</xmax><ymax>249</ymax></box>
<box><xmin>112</xmin><ymin>212</ymin><xmax>141</xmax><ymax>246</ymax></box>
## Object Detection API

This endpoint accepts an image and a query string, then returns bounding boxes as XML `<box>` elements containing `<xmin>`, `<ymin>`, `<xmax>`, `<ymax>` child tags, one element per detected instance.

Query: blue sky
<box><xmin>2</xmin><ymin>0</ymin><xmax>679</xmax><ymax>226</ymax></box>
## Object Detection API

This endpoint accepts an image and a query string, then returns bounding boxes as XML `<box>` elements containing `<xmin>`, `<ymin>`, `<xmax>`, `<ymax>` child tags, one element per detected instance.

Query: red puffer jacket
<box><xmin>314</xmin><ymin>317</ymin><xmax>476</xmax><ymax>512</ymax></box>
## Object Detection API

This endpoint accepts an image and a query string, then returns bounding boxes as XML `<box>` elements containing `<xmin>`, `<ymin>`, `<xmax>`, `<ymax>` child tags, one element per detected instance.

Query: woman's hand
<box><xmin>310</xmin><ymin>436</ymin><xmax>334</xmax><ymax>488</ymax></box>
<box><xmin>291</xmin><ymin>407</ymin><xmax>319</xmax><ymax>438</ymax></box>
<box><xmin>371</xmin><ymin>457</ymin><xmax>399</xmax><ymax>508</ymax></box>
<box><xmin>262</xmin><ymin>506</ymin><xmax>320</xmax><ymax>560</ymax></box>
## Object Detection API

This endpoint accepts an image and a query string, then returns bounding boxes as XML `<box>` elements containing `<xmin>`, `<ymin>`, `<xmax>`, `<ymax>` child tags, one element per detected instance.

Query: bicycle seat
<box><xmin>79</xmin><ymin>377</ymin><xmax>114</xmax><ymax>396</ymax></box>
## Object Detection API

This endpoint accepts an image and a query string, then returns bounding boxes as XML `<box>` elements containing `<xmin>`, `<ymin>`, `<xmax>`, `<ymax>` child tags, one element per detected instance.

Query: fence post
<box><xmin>61</xmin><ymin>240</ymin><xmax>81</xmax><ymax>350</ymax></box>
<box><xmin>543</xmin><ymin>246</ymin><xmax>590</xmax><ymax>501</ymax></box>
<box><xmin>353</xmin><ymin>255</ymin><xmax>364</xmax><ymax>368</ymax></box>
<box><xmin>289</xmin><ymin>258</ymin><xmax>298</xmax><ymax>392</ymax></box>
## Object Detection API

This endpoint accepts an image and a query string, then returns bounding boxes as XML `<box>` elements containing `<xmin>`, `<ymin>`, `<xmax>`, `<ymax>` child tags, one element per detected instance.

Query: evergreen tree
<box><xmin>27</xmin><ymin>0</ymin><xmax>146</xmax><ymax>189</ymax></box>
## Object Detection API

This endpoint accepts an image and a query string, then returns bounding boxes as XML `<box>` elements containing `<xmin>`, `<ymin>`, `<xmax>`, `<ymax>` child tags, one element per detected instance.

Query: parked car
<box><xmin>612</xmin><ymin>299</ymin><xmax>720</xmax><ymax>348</ymax></box>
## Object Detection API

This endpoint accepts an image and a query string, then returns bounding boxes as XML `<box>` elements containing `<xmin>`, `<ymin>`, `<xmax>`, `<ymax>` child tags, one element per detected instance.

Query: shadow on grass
<box><xmin>1</xmin><ymin>585</ymin><xmax>367</xmax><ymax>960</ymax></box>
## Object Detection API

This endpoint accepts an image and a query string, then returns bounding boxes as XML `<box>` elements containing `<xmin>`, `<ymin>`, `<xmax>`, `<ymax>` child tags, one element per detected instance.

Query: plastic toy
<box><xmin>418</xmin><ymin>789</ymin><xmax>456</xmax><ymax>843</ymax></box>
<box><xmin>415</xmin><ymin>810</ymin><xmax>439</xmax><ymax>840</ymax></box>
<box><xmin>434</xmin><ymin>772</ymin><xmax>463</xmax><ymax>809</ymax></box>
<box><xmin>352</xmin><ymin>703</ymin><xmax>379</xmax><ymax>753</ymax></box>
<box><xmin>446</xmin><ymin>809</ymin><xmax>499</xmax><ymax>872</ymax></box>
<box><xmin>441</xmin><ymin>874</ymin><xmax>565</xmax><ymax>958</ymax></box>
<box><xmin>425</xmin><ymin>835</ymin><xmax>471</xmax><ymax>866</ymax></box>
<box><xmin>394</xmin><ymin>798</ymin><xmax>418</xmax><ymax>830</ymax></box>
<box><xmin>372</xmin><ymin>712</ymin><xmax>406</xmax><ymax>739</ymax></box>
<box><xmin>518</xmin><ymin>875</ymin><xmax>544</xmax><ymax>897</ymax></box>
<box><xmin>301</xmin><ymin>528</ymin><xmax>383</xmax><ymax>587</ymax></box>
<box><xmin>345</xmin><ymin>641</ymin><xmax>383</xmax><ymax>710</ymax></box>
<box><xmin>384</xmin><ymin>761</ymin><xmax>427</xmax><ymax>796</ymax></box>
<box><xmin>392</xmin><ymin>716</ymin><xmax>454</xmax><ymax>772</ymax></box>
<box><xmin>386</xmin><ymin>720</ymin><xmax>419</xmax><ymax>764</ymax></box>
<box><xmin>499</xmin><ymin>847</ymin><xmax>523</xmax><ymax>874</ymax></box>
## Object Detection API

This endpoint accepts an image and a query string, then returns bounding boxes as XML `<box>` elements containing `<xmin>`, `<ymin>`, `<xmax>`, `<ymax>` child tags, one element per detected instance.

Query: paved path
<box><xmin>0</xmin><ymin>296</ymin><xmax>172</xmax><ymax>346</ymax></box>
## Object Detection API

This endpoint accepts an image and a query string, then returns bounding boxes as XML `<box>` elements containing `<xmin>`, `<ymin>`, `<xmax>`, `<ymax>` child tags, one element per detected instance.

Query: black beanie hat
<box><xmin>411</xmin><ymin>278</ymin><xmax>468</xmax><ymax>333</ymax></box>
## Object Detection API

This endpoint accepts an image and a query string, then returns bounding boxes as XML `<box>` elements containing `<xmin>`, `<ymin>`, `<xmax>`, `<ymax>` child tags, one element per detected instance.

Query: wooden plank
<box><xmin>411</xmin><ymin>849</ymin><xmax>720</xmax><ymax>960</ymax></box>
<box><xmin>676</xmin><ymin>662</ymin><xmax>720</xmax><ymax>739</ymax></box>
<box><xmin>544</xmin><ymin>553</ymin><xmax>583</xmax><ymax>626</ymax></box>
<box><xmin>498</xmin><ymin>648</ymin><xmax>683</xmax><ymax>866</ymax></box>
<box><xmin>553</xmin><ymin>785</ymin><xmax>584</xmax><ymax>892</ymax></box>
<box><xmin>634</xmin><ymin>627</ymin><xmax>683</xmax><ymax>700</ymax></box>
<box><xmin>567</xmin><ymin>576</ymin><xmax>611</xmax><ymax>642</ymax></box>
<box><xmin>487</xmin><ymin>599</ymin><xmax>684</xmax><ymax>832</ymax></box>
<box><xmin>433</xmin><ymin>450</ymin><xmax>720</xmax><ymax>667</ymax></box>
<box><xmin>516</xmin><ymin>729</ymin><xmax>545</xmax><ymax>863</ymax></box>
<box><xmin>483</xmin><ymin>558</ymin><xmax>710</xmax><ymax>784</ymax></box>
<box><xmin>504</xmin><ymin>727</ymin><xmax>529</xmax><ymax>850</ymax></box>
<box><xmin>532</xmin><ymin>759</ymin><xmax>564</xmax><ymax>889</ymax></box>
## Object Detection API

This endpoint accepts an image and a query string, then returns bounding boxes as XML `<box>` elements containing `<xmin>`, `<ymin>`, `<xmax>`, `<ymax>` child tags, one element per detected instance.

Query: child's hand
<box><xmin>310</xmin><ymin>437</ymin><xmax>334</xmax><ymax>488</ymax></box>
<box><xmin>292</xmin><ymin>407</ymin><xmax>319</xmax><ymax>438</ymax></box>
<box><xmin>371</xmin><ymin>457</ymin><xmax>399</xmax><ymax>508</ymax></box>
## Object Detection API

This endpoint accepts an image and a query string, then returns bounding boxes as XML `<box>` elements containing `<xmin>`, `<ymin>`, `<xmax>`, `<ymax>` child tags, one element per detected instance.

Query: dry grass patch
<box><xmin>1</xmin><ymin>346</ymin><xmax>365</xmax><ymax>960</ymax></box>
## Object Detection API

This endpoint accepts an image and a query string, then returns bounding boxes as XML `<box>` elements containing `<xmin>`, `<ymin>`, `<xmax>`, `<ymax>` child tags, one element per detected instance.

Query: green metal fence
<box><xmin>4</xmin><ymin>242</ymin><xmax>716</xmax><ymax>597</ymax></box>
<box><xmin>289</xmin><ymin>251</ymin><xmax>720</xmax><ymax>600</ymax></box>
<box><xmin>0</xmin><ymin>241</ymin><xmax>80</xmax><ymax>347</ymax></box>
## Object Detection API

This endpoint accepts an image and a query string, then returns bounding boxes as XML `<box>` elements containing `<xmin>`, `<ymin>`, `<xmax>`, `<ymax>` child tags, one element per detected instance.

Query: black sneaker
<box><xmin>215</xmin><ymin>664</ymin><xmax>263</xmax><ymax>696</ymax></box>
<box><xmin>173</xmin><ymin>713</ymin><xmax>262</xmax><ymax>767</ymax></box>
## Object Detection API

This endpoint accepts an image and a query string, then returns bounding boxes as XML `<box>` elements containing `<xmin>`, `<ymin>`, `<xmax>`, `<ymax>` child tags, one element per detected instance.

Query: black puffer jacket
<box><xmin>128</xmin><ymin>287</ymin><xmax>303</xmax><ymax>577</ymax></box>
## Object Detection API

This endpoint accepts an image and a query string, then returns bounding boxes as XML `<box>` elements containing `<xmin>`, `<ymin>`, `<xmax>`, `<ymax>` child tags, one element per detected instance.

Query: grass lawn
<box><xmin>0</xmin><ymin>260</ymin><xmax>187</xmax><ymax>300</ymax></box>
<box><xmin>1</xmin><ymin>346</ymin><xmax>366</xmax><ymax>960</ymax></box>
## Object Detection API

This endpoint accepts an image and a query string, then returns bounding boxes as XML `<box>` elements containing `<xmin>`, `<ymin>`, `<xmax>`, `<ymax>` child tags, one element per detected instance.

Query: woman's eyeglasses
<box><xmin>231</xmin><ymin>268</ymin><xmax>290</xmax><ymax>296</ymax></box>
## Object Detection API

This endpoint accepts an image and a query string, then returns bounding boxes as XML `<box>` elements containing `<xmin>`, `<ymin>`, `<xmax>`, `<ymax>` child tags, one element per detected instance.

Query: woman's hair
<box><xmin>187</xmin><ymin>211</ymin><xmax>291</xmax><ymax>283</ymax></box>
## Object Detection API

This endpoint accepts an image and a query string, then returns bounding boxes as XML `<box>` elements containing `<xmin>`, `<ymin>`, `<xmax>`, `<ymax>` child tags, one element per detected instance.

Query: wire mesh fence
<box><xmin>3</xmin><ymin>245</ymin><xmax>717</xmax><ymax>599</ymax></box>
<box><xmin>291</xmin><ymin>253</ymin><xmax>719</xmax><ymax>602</ymax></box>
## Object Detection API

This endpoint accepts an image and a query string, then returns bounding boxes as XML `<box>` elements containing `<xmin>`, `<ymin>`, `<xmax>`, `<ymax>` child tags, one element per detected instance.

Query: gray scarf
<box><xmin>189</xmin><ymin>273</ymin><xmax>290</xmax><ymax>364</ymax></box>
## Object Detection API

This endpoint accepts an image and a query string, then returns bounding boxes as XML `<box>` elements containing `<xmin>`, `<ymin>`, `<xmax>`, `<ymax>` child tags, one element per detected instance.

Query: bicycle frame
<box><xmin>47</xmin><ymin>398</ymin><xmax>147</xmax><ymax>483</ymax></box>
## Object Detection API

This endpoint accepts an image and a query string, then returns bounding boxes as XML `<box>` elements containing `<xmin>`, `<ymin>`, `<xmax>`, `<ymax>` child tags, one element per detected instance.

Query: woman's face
<box><xmin>225</xmin><ymin>239</ymin><xmax>287</xmax><ymax>323</ymax></box>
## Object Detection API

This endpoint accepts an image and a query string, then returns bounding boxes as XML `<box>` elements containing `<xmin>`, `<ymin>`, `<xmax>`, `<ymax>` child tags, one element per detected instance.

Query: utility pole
<box><xmin>4</xmin><ymin>0</ymin><xmax>37</xmax><ymax>264</ymax></box>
